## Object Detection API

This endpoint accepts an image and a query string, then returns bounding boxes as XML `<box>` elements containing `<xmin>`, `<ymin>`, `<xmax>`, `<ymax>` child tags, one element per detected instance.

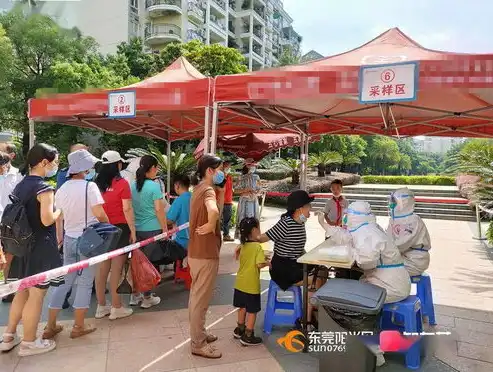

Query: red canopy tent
<box><xmin>213</xmin><ymin>28</ymin><xmax>493</xmax><ymax>139</ymax></box>
<box><xmin>28</xmin><ymin>56</ymin><xmax>212</xmax><ymax>142</ymax></box>
<box><xmin>194</xmin><ymin>133</ymin><xmax>319</xmax><ymax>160</ymax></box>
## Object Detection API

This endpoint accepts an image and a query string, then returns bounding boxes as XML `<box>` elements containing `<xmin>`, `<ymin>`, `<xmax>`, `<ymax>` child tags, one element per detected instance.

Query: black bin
<box><xmin>311</xmin><ymin>279</ymin><xmax>386</xmax><ymax>372</ymax></box>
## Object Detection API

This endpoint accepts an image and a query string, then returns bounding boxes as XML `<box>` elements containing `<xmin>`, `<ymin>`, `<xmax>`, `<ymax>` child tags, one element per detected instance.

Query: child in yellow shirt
<box><xmin>233</xmin><ymin>217</ymin><xmax>270</xmax><ymax>346</ymax></box>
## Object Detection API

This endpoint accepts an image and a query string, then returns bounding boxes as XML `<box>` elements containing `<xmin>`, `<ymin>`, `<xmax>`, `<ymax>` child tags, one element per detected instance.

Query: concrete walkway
<box><xmin>1</xmin><ymin>207</ymin><xmax>493</xmax><ymax>372</ymax></box>
<box><xmin>347</xmin><ymin>184</ymin><xmax>459</xmax><ymax>191</ymax></box>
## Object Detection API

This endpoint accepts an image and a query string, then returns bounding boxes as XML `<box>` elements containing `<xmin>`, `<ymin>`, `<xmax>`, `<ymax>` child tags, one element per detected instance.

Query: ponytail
<box><xmin>191</xmin><ymin>170</ymin><xmax>201</xmax><ymax>186</ymax></box>
<box><xmin>136</xmin><ymin>155</ymin><xmax>158</xmax><ymax>192</ymax></box>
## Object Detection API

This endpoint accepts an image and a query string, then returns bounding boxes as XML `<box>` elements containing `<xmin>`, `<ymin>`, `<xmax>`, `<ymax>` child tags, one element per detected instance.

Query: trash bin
<box><xmin>311</xmin><ymin>279</ymin><xmax>386</xmax><ymax>372</ymax></box>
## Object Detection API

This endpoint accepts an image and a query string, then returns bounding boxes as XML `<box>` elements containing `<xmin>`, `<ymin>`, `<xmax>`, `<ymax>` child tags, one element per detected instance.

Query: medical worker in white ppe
<box><xmin>318</xmin><ymin>201</ymin><xmax>411</xmax><ymax>304</ymax></box>
<box><xmin>386</xmin><ymin>188</ymin><xmax>431</xmax><ymax>277</ymax></box>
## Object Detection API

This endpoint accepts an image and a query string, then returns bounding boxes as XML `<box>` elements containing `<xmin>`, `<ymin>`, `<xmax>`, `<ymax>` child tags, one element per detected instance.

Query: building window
<box><xmin>130</xmin><ymin>0</ymin><xmax>138</xmax><ymax>10</ymax></box>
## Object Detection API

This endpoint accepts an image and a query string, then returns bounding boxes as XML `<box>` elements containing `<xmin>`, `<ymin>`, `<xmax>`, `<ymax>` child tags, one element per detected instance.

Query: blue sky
<box><xmin>283</xmin><ymin>0</ymin><xmax>492</xmax><ymax>56</ymax></box>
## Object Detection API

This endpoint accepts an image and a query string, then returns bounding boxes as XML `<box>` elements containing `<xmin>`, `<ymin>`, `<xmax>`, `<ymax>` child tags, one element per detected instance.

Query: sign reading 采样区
<box><xmin>108</xmin><ymin>91</ymin><xmax>136</xmax><ymax>118</ymax></box>
<box><xmin>358</xmin><ymin>62</ymin><xmax>418</xmax><ymax>104</ymax></box>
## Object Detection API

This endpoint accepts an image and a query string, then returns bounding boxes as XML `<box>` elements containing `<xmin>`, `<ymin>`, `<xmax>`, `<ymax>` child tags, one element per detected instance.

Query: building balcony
<box><xmin>211</xmin><ymin>0</ymin><xmax>227</xmax><ymax>13</ymax></box>
<box><xmin>188</xmin><ymin>2</ymin><xmax>205</xmax><ymax>24</ymax></box>
<box><xmin>146</xmin><ymin>0</ymin><xmax>182</xmax><ymax>17</ymax></box>
<box><xmin>253</xmin><ymin>28</ymin><xmax>263</xmax><ymax>40</ymax></box>
<box><xmin>145</xmin><ymin>24</ymin><xmax>182</xmax><ymax>45</ymax></box>
<box><xmin>209</xmin><ymin>19</ymin><xmax>228</xmax><ymax>39</ymax></box>
<box><xmin>187</xmin><ymin>28</ymin><xmax>205</xmax><ymax>43</ymax></box>
<box><xmin>253</xmin><ymin>6</ymin><xmax>265</xmax><ymax>19</ymax></box>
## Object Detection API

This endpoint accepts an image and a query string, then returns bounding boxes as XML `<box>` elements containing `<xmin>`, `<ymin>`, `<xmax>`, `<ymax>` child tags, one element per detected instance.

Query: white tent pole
<box><xmin>203</xmin><ymin>106</ymin><xmax>210</xmax><ymax>154</ymax></box>
<box><xmin>166</xmin><ymin>136</ymin><xmax>171</xmax><ymax>203</ymax></box>
<box><xmin>299</xmin><ymin>133</ymin><xmax>307</xmax><ymax>190</ymax></box>
<box><xmin>29</xmin><ymin>119</ymin><xmax>35</xmax><ymax>149</ymax></box>
<box><xmin>210</xmin><ymin>102</ymin><xmax>219</xmax><ymax>154</ymax></box>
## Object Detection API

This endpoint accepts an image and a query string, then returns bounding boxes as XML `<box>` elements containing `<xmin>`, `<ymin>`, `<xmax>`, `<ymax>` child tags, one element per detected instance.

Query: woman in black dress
<box><xmin>0</xmin><ymin>144</ymin><xmax>63</xmax><ymax>357</ymax></box>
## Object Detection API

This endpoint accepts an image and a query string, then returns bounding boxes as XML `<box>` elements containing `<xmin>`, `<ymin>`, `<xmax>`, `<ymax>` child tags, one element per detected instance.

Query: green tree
<box><xmin>278</xmin><ymin>45</ymin><xmax>301</xmax><ymax>66</ymax></box>
<box><xmin>273</xmin><ymin>158</ymin><xmax>301</xmax><ymax>184</ymax></box>
<box><xmin>367</xmin><ymin>136</ymin><xmax>401</xmax><ymax>175</ymax></box>
<box><xmin>116</xmin><ymin>37</ymin><xmax>158</xmax><ymax>79</ymax></box>
<box><xmin>309</xmin><ymin>151</ymin><xmax>343</xmax><ymax>177</ymax></box>
<box><xmin>0</xmin><ymin>9</ymin><xmax>97</xmax><ymax>153</ymax></box>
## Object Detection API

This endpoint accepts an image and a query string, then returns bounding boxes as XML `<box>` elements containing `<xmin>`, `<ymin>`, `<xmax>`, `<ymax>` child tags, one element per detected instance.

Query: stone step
<box><xmin>342</xmin><ymin>187</ymin><xmax>460</xmax><ymax>198</ymax></box>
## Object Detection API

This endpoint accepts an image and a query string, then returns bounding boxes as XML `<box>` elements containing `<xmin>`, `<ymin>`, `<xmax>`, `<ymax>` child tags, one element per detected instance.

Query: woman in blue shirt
<box><xmin>130</xmin><ymin>155</ymin><xmax>166</xmax><ymax>309</ymax></box>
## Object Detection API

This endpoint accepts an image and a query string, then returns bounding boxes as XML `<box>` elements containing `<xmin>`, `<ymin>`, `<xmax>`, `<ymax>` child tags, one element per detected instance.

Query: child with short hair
<box><xmin>233</xmin><ymin>217</ymin><xmax>270</xmax><ymax>346</ymax></box>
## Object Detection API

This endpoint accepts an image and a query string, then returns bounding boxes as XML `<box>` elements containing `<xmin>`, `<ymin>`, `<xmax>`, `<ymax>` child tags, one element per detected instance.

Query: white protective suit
<box><xmin>318</xmin><ymin>201</ymin><xmax>411</xmax><ymax>304</ymax></box>
<box><xmin>386</xmin><ymin>188</ymin><xmax>431</xmax><ymax>277</ymax></box>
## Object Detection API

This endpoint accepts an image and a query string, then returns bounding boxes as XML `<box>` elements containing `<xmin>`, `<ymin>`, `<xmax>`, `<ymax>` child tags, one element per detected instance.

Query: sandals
<box><xmin>0</xmin><ymin>333</ymin><xmax>21</xmax><ymax>352</ymax></box>
<box><xmin>70</xmin><ymin>325</ymin><xmax>96</xmax><ymax>339</ymax></box>
<box><xmin>42</xmin><ymin>324</ymin><xmax>64</xmax><ymax>340</ymax></box>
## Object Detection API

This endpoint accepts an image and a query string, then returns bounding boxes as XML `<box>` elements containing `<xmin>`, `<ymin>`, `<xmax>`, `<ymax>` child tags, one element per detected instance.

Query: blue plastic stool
<box><xmin>381</xmin><ymin>296</ymin><xmax>423</xmax><ymax>370</ymax></box>
<box><xmin>263</xmin><ymin>281</ymin><xmax>303</xmax><ymax>334</ymax></box>
<box><xmin>411</xmin><ymin>273</ymin><xmax>436</xmax><ymax>325</ymax></box>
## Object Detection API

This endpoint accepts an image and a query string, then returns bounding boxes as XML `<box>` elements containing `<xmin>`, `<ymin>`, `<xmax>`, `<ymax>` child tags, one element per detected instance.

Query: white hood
<box><xmin>386</xmin><ymin>188</ymin><xmax>431</xmax><ymax>276</ymax></box>
<box><xmin>346</xmin><ymin>201</ymin><xmax>377</xmax><ymax>232</ymax></box>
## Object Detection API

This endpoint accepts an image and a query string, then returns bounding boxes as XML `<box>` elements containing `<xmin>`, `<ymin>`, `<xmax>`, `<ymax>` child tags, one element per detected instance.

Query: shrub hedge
<box><xmin>256</xmin><ymin>169</ymin><xmax>290</xmax><ymax>181</ymax></box>
<box><xmin>361</xmin><ymin>175</ymin><xmax>455</xmax><ymax>186</ymax></box>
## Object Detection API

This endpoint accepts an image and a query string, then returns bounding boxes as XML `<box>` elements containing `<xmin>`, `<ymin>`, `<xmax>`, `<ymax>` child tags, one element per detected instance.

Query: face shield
<box><xmin>388</xmin><ymin>188</ymin><xmax>415</xmax><ymax>219</ymax></box>
<box><xmin>346</xmin><ymin>201</ymin><xmax>376</xmax><ymax>233</ymax></box>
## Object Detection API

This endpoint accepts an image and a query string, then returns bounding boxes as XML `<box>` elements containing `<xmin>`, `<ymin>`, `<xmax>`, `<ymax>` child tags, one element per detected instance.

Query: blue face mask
<box><xmin>299</xmin><ymin>214</ymin><xmax>307</xmax><ymax>223</ymax></box>
<box><xmin>85</xmin><ymin>169</ymin><xmax>96</xmax><ymax>181</ymax></box>
<box><xmin>45</xmin><ymin>166</ymin><xmax>58</xmax><ymax>179</ymax></box>
<box><xmin>213</xmin><ymin>170</ymin><xmax>225</xmax><ymax>185</ymax></box>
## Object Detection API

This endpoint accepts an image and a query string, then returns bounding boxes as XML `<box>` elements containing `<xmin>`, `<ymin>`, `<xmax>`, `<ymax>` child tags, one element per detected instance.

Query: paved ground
<box><xmin>1</xmin><ymin>206</ymin><xmax>493</xmax><ymax>372</ymax></box>
<box><xmin>346</xmin><ymin>184</ymin><xmax>459</xmax><ymax>191</ymax></box>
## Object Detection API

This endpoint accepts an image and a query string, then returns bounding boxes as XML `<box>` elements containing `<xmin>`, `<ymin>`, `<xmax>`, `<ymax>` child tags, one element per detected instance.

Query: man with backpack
<box><xmin>0</xmin><ymin>143</ymin><xmax>22</xmax><ymax>303</ymax></box>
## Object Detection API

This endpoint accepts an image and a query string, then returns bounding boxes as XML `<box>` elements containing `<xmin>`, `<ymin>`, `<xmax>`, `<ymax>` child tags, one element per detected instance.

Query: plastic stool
<box><xmin>263</xmin><ymin>281</ymin><xmax>303</xmax><ymax>334</ymax></box>
<box><xmin>381</xmin><ymin>296</ymin><xmax>423</xmax><ymax>370</ymax></box>
<box><xmin>411</xmin><ymin>273</ymin><xmax>436</xmax><ymax>325</ymax></box>
<box><xmin>174</xmin><ymin>260</ymin><xmax>191</xmax><ymax>290</ymax></box>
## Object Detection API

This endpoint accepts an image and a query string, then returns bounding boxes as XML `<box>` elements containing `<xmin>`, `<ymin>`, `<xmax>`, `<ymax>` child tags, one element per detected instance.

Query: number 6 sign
<box><xmin>381</xmin><ymin>69</ymin><xmax>395</xmax><ymax>83</ymax></box>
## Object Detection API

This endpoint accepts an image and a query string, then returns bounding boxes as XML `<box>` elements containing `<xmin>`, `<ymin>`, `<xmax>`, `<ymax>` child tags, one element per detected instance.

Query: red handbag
<box><xmin>130</xmin><ymin>249</ymin><xmax>161</xmax><ymax>293</ymax></box>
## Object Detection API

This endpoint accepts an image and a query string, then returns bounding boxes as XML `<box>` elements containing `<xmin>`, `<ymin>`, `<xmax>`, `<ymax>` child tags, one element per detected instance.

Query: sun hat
<box><xmin>287</xmin><ymin>190</ymin><xmax>314</xmax><ymax>211</ymax></box>
<box><xmin>67</xmin><ymin>149</ymin><xmax>100</xmax><ymax>174</ymax></box>
<box><xmin>101</xmin><ymin>150</ymin><xmax>127</xmax><ymax>164</ymax></box>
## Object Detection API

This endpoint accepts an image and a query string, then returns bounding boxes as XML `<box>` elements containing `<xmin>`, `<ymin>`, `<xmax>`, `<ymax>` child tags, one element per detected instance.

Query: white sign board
<box><xmin>108</xmin><ymin>90</ymin><xmax>136</xmax><ymax>118</ymax></box>
<box><xmin>359</xmin><ymin>62</ymin><xmax>418</xmax><ymax>104</ymax></box>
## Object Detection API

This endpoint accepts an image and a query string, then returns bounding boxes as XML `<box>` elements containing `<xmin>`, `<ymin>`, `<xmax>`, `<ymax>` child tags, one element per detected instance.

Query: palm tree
<box><xmin>126</xmin><ymin>145</ymin><xmax>196</xmax><ymax>186</ymax></box>
<box><xmin>343</xmin><ymin>154</ymin><xmax>362</xmax><ymax>174</ymax></box>
<box><xmin>309</xmin><ymin>151</ymin><xmax>343</xmax><ymax>177</ymax></box>
<box><xmin>273</xmin><ymin>158</ymin><xmax>301</xmax><ymax>184</ymax></box>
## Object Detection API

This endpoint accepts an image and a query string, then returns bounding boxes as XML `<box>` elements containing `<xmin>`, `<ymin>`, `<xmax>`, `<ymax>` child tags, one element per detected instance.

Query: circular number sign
<box><xmin>381</xmin><ymin>69</ymin><xmax>395</xmax><ymax>83</ymax></box>
<box><xmin>118</xmin><ymin>95</ymin><xmax>126</xmax><ymax>105</ymax></box>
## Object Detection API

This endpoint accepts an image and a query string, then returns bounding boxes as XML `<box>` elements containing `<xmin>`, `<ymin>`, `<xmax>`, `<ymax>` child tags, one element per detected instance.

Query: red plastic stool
<box><xmin>174</xmin><ymin>260</ymin><xmax>192</xmax><ymax>290</ymax></box>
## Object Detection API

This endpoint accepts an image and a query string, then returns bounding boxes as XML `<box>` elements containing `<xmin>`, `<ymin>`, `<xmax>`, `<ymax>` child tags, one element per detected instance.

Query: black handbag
<box><xmin>76</xmin><ymin>182</ymin><xmax>122</xmax><ymax>259</ymax></box>
<box><xmin>117</xmin><ymin>255</ymin><xmax>133</xmax><ymax>294</ymax></box>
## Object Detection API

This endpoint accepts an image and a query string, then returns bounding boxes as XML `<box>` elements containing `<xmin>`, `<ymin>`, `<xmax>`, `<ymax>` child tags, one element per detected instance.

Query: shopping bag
<box><xmin>130</xmin><ymin>249</ymin><xmax>160</xmax><ymax>293</ymax></box>
<box><xmin>117</xmin><ymin>256</ymin><xmax>133</xmax><ymax>294</ymax></box>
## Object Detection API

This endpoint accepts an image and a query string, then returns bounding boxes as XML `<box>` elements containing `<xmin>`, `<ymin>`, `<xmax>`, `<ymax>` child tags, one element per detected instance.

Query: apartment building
<box><xmin>414</xmin><ymin>136</ymin><xmax>466</xmax><ymax>154</ymax></box>
<box><xmin>4</xmin><ymin>0</ymin><xmax>301</xmax><ymax>71</ymax></box>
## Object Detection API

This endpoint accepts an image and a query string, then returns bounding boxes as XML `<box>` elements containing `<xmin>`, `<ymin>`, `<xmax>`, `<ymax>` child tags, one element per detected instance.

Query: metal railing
<box><xmin>145</xmin><ymin>24</ymin><xmax>182</xmax><ymax>39</ymax></box>
<box><xmin>212</xmin><ymin>0</ymin><xmax>227</xmax><ymax>9</ymax></box>
<box><xmin>187</xmin><ymin>29</ymin><xmax>205</xmax><ymax>42</ymax></box>
<box><xmin>211</xmin><ymin>18</ymin><xmax>227</xmax><ymax>31</ymax></box>
<box><xmin>146</xmin><ymin>0</ymin><xmax>181</xmax><ymax>8</ymax></box>
<box><xmin>188</xmin><ymin>2</ymin><xmax>204</xmax><ymax>20</ymax></box>
<box><xmin>253</xmin><ymin>28</ymin><xmax>263</xmax><ymax>39</ymax></box>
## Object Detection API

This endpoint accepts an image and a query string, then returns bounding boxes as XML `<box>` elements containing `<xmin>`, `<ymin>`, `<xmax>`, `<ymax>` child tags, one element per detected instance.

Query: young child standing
<box><xmin>233</xmin><ymin>217</ymin><xmax>269</xmax><ymax>346</ymax></box>
<box><xmin>324</xmin><ymin>179</ymin><xmax>348</xmax><ymax>228</ymax></box>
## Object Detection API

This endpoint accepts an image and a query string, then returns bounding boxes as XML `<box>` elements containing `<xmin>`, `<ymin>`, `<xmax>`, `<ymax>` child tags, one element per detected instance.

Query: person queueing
<box><xmin>323</xmin><ymin>179</ymin><xmax>348</xmax><ymax>229</ymax></box>
<box><xmin>129</xmin><ymin>155</ymin><xmax>164</xmax><ymax>308</ymax></box>
<box><xmin>0</xmin><ymin>144</ymin><xmax>63</xmax><ymax>356</ymax></box>
<box><xmin>56</xmin><ymin>143</ymin><xmax>88</xmax><ymax>190</ymax></box>
<box><xmin>94</xmin><ymin>151</ymin><xmax>136</xmax><ymax>320</ymax></box>
<box><xmin>234</xmin><ymin>159</ymin><xmax>260</xmax><ymax>240</ymax></box>
<box><xmin>386</xmin><ymin>188</ymin><xmax>431</xmax><ymax>276</ymax></box>
<box><xmin>166</xmin><ymin>175</ymin><xmax>191</xmax><ymax>266</ymax></box>
<box><xmin>251</xmin><ymin>190</ymin><xmax>320</xmax><ymax>330</ymax></box>
<box><xmin>221</xmin><ymin>160</ymin><xmax>234</xmax><ymax>242</ymax></box>
<box><xmin>44</xmin><ymin>149</ymin><xmax>109</xmax><ymax>340</ymax></box>
<box><xmin>188</xmin><ymin>154</ymin><xmax>224</xmax><ymax>359</ymax></box>
<box><xmin>233</xmin><ymin>217</ymin><xmax>270</xmax><ymax>346</ymax></box>
<box><xmin>0</xmin><ymin>144</ymin><xmax>23</xmax><ymax>303</ymax></box>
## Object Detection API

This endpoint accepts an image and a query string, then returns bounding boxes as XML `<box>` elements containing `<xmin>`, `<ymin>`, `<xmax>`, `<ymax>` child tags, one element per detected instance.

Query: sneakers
<box><xmin>129</xmin><ymin>293</ymin><xmax>143</xmax><ymax>306</ymax></box>
<box><xmin>0</xmin><ymin>333</ymin><xmax>21</xmax><ymax>352</ymax></box>
<box><xmin>109</xmin><ymin>306</ymin><xmax>133</xmax><ymax>320</ymax></box>
<box><xmin>18</xmin><ymin>338</ymin><xmax>56</xmax><ymax>357</ymax></box>
<box><xmin>191</xmin><ymin>343</ymin><xmax>222</xmax><ymax>359</ymax></box>
<box><xmin>95</xmin><ymin>305</ymin><xmax>111</xmax><ymax>319</ymax></box>
<box><xmin>141</xmin><ymin>294</ymin><xmax>161</xmax><ymax>309</ymax></box>
<box><xmin>240</xmin><ymin>330</ymin><xmax>262</xmax><ymax>346</ymax></box>
<box><xmin>233</xmin><ymin>325</ymin><xmax>245</xmax><ymax>339</ymax></box>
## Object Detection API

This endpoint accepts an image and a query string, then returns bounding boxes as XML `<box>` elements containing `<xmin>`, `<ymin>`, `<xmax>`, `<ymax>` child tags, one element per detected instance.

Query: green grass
<box><xmin>361</xmin><ymin>175</ymin><xmax>456</xmax><ymax>186</ymax></box>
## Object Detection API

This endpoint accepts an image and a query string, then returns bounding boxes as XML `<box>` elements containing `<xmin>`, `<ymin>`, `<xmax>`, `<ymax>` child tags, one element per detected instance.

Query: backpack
<box><xmin>0</xmin><ymin>194</ymin><xmax>34</xmax><ymax>257</ymax></box>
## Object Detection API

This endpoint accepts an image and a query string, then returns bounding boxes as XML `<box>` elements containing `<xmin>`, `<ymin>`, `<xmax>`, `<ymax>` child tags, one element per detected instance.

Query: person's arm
<box><xmin>56</xmin><ymin>212</ymin><xmax>64</xmax><ymax>248</ymax></box>
<box><xmin>216</xmin><ymin>186</ymin><xmax>225</xmax><ymax>217</ymax></box>
<box><xmin>196</xmin><ymin>188</ymin><xmax>219</xmax><ymax>235</ymax></box>
<box><xmin>122</xmin><ymin>199</ymin><xmax>137</xmax><ymax>243</ymax></box>
<box><xmin>38</xmin><ymin>191</ymin><xmax>61</xmax><ymax>227</ymax></box>
<box><xmin>166</xmin><ymin>198</ymin><xmax>179</xmax><ymax>228</ymax></box>
<box><xmin>255</xmin><ymin>245</ymin><xmax>269</xmax><ymax>268</ymax></box>
<box><xmin>154</xmin><ymin>199</ymin><xmax>168</xmax><ymax>233</ymax></box>
<box><xmin>92</xmin><ymin>204</ymin><xmax>109</xmax><ymax>223</ymax></box>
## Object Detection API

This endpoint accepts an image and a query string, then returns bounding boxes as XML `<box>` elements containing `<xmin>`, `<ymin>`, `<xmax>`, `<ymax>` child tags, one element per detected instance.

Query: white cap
<box><xmin>67</xmin><ymin>149</ymin><xmax>100</xmax><ymax>174</ymax></box>
<box><xmin>101</xmin><ymin>150</ymin><xmax>126</xmax><ymax>165</ymax></box>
